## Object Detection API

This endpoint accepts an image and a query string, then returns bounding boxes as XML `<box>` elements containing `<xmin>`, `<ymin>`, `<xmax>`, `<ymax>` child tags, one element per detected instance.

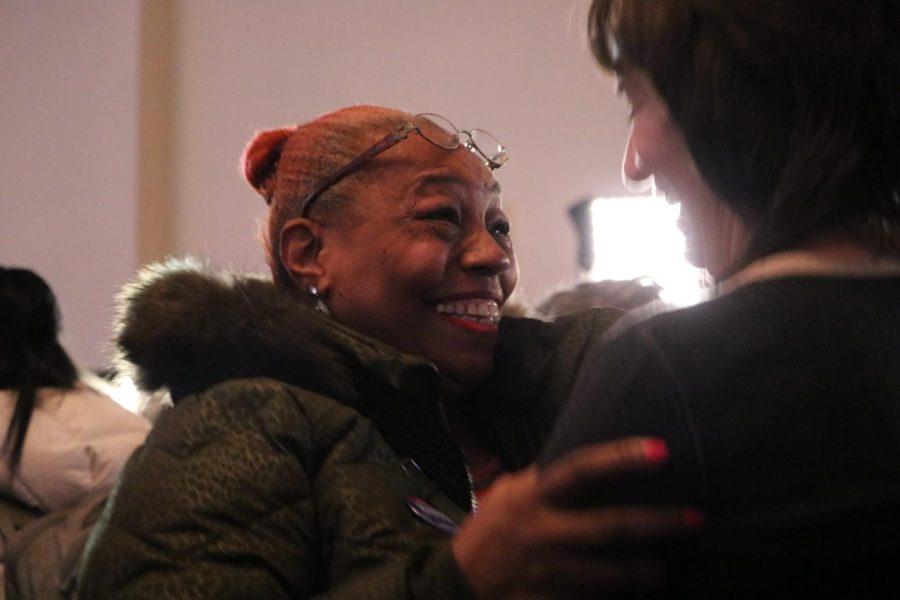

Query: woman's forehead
<box><xmin>410</xmin><ymin>171</ymin><xmax>501</xmax><ymax>197</ymax></box>
<box><xmin>390</xmin><ymin>137</ymin><xmax>500</xmax><ymax>190</ymax></box>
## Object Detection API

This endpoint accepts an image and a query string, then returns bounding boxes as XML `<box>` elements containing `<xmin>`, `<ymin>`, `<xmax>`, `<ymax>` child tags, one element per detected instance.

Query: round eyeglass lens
<box><xmin>413</xmin><ymin>114</ymin><xmax>459</xmax><ymax>149</ymax></box>
<box><xmin>467</xmin><ymin>129</ymin><xmax>508</xmax><ymax>166</ymax></box>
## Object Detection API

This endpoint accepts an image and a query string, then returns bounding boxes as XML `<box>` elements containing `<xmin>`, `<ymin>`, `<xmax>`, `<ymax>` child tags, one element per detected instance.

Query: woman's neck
<box><xmin>441</xmin><ymin>393</ymin><xmax>494</xmax><ymax>466</ymax></box>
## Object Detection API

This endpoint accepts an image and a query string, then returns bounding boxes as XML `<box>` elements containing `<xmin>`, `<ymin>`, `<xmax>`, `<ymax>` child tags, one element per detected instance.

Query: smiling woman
<box><xmin>278</xmin><ymin>119</ymin><xmax>516</xmax><ymax>394</ymax></box>
<box><xmin>76</xmin><ymin>105</ymin><xmax>697</xmax><ymax>599</ymax></box>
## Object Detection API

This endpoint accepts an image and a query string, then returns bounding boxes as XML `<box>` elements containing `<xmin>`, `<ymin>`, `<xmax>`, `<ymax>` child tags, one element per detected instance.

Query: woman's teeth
<box><xmin>435</xmin><ymin>300</ymin><xmax>500</xmax><ymax>324</ymax></box>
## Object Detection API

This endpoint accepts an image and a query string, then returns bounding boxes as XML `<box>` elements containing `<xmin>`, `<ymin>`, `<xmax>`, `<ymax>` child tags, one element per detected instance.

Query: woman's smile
<box><xmin>434</xmin><ymin>298</ymin><xmax>501</xmax><ymax>332</ymax></box>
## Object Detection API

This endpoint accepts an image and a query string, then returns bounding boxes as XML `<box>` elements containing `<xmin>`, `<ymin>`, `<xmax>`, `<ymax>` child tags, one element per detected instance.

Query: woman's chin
<box><xmin>436</xmin><ymin>355</ymin><xmax>494</xmax><ymax>399</ymax></box>
<box><xmin>683</xmin><ymin>244</ymin><xmax>707</xmax><ymax>271</ymax></box>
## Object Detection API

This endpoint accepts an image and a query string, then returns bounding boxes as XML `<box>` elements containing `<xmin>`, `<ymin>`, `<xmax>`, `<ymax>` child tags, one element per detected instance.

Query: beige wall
<box><xmin>1</xmin><ymin>0</ymin><xmax>630</xmax><ymax>369</ymax></box>
<box><xmin>0</xmin><ymin>1</ymin><xmax>141</xmax><ymax>369</ymax></box>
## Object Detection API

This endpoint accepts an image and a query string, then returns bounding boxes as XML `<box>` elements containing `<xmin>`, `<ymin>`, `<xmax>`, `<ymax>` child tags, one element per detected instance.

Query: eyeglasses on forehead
<box><xmin>299</xmin><ymin>113</ymin><xmax>507</xmax><ymax>218</ymax></box>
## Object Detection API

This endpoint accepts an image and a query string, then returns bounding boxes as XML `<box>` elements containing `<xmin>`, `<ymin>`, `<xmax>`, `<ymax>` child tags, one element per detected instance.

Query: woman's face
<box><xmin>619</xmin><ymin>70</ymin><xmax>748</xmax><ymax>278</ymax></box>
<box><xmin>316</xmin><ymin>134</ymin><xmax>518</xmax><ymax>393</ymax></box>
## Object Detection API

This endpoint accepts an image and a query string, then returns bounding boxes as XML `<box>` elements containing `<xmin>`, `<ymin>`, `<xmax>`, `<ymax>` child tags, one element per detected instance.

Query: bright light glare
<box><xmin>80</xmin><ymin>369</ymin><xmax>144</xmax><ymax>414</ymax></box>
<box><xmin>588</xmin><ymin>196</ymin><xmax>706</xmax><ymax>306</ymax></box>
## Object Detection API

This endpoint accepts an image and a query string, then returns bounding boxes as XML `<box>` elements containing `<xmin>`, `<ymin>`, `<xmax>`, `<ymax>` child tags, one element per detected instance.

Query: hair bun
<box><xmin>241</xmin><ymin>126</ymin><xmax>297</xmax><ymax>203</ymax></box>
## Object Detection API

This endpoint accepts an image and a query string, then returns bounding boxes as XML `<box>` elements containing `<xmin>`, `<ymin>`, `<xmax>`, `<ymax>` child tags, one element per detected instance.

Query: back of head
<box><xmin>590</xmin><ymin>0</ymin><xmax>900</xmax><ymax>266</ymax></box>
<box><xmin>241</xmin><ymin>105</ymin><xmax>412</xmax><ymax>288</ymax></box>
<box><xmin>0</xmin><ymin>267</ymin><xmax>69</xmax><ymax>382</ymax></box>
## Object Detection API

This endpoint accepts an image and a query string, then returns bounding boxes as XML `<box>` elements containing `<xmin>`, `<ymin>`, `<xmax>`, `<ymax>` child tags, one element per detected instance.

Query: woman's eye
<box><xmin>424</xmin><ymin>206</ymin><xmax>462</xmax><ymax>225</ymax></box>
<box><xmin>491</xmin><ymin>220</ymin><xmax>511</xmax><ymax>236</ymax></box>
<box><xmin>490</xmin><ymin>220</ymin><xmax>512</xmax><ymax>249</ymax></box>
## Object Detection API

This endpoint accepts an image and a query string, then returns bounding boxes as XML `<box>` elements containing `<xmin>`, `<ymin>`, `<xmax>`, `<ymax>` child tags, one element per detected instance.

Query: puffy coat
<box><xmin>78</xmin><ymin>259</ymin><xmax>621</xmax><ymax>598</ymax></box>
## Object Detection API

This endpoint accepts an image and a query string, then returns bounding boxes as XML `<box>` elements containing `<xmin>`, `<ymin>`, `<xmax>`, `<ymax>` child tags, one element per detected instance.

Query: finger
<box><xmin>537</xmin><ymin>506</ymin><xmax>703</xmax><ymax>547</ymax></box>
<box><xmin>538</xmin><ymin>437</ymin><xmax>669</xmax><ymax>503</ymax></box>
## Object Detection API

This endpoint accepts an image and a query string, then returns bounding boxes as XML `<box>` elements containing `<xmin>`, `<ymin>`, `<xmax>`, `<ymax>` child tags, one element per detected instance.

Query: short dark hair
<box><xmin>589</xmin><ymin>0</ymin><xmax>900</xmax><ymax>268</ymax></box>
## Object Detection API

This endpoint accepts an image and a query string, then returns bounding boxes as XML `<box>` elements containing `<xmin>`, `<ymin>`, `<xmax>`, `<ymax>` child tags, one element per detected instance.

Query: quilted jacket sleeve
<box><xmin>77</xmin><ymin>378</ymin><xmax>473</xmax><ymax>599</ymax></box>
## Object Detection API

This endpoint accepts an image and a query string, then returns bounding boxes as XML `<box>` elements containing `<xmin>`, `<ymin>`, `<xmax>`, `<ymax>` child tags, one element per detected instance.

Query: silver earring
<box><xmin>308</xmin><ymin>285</ymin><xmax>331</xmax><ymax>316</ymax></box>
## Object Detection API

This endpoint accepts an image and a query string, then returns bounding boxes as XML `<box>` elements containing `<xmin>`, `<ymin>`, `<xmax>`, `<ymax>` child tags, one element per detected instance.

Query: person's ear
<box><xmin>280</xmin><ymin>217</ymin><xmax>329</xmax><ymax>292</ymax></box>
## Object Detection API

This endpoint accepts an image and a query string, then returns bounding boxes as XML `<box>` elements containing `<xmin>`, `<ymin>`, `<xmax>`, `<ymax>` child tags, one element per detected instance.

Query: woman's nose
<box><xmin>460</xmin><ymin>228</ymin><xmax>512</xmax><ymax>276</ymax></box>
<box><xmin>622</xmin><ymin>135</ymin><xmax>653</xmax><ymax>191</ymax></box>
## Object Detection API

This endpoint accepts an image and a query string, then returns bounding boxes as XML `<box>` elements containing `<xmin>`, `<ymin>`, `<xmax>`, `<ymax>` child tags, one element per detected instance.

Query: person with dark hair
<box><xmin>0</xmin><ymin>267</ymin><xmax>150</xmax><ymax>595</ymax></box>
<box><xmin>0</xmin><ymin>268</ymin><xmax>78</xmax><ymax>477</ymax></box>
<box><xmin>78</xmin><ymin>106</ymin><xmax>699</xmax><ymax>599</ymax></box>
<box><xmin>542</xmin><ymin>0</ymin><xmax>900</xmax><ymax>597</ymax></box>
<box><xmin>0</xmin><ymin>267</ymin><xmax>149</xmax><ymax>513</ymax></box>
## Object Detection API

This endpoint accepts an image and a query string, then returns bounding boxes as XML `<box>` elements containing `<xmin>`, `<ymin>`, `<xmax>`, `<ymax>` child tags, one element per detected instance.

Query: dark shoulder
<box><xmin>617</xmin><ymin>275</ymin><xmax>900</xmax><ymax>366</ymax></box>
<box><xmin>148</xmin><ymin>377</ymin><xmax>383</xmax><ymax>473</ymax></box>
<box><xmin>497</xmin><ymin>308</ymin><xmax>625</xmax><ymax>366</ymax></box>
<box><xmin>468</xmin><ymin>309</ymin><xmax>626</xmax><ymax>467</ymax></box>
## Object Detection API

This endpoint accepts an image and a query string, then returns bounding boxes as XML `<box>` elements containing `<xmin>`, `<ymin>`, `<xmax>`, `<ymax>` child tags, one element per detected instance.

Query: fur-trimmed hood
<box><xmin>114</xmin><ymin>257</ymin><xmax>439</xmax><ymax>405</ymax></box>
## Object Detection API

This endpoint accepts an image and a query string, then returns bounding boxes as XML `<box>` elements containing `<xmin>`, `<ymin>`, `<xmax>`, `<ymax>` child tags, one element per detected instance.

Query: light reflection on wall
<box><xmin>587</xmin><ymin>196</ymin><xmax>707</xmax><ymax>306</ymax></box>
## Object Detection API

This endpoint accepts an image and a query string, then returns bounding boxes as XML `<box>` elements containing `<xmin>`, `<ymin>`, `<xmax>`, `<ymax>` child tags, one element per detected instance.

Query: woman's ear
<box><xmin>280</xmin><ymin>217</ymin><xmax>327</xmax><ymax>290</ymax></box>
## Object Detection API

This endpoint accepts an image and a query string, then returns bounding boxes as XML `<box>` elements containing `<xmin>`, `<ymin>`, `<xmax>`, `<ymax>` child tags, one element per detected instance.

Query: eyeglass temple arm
<box><xmin>300</xmin><ymin>123</ymin><xmax>416</xmax><ymax>217</ymax></box>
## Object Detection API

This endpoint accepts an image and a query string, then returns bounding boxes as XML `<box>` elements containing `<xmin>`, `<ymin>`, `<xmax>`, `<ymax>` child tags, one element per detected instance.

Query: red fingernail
<box><xmin>682</xmin><ymin>509</ymin><xmax>705</xmax><ymax>529</ymax></box>
<box><xmin>642</xmin><ymin>438</ymin><xmax>669</xmax><ymax>463</ymax></box>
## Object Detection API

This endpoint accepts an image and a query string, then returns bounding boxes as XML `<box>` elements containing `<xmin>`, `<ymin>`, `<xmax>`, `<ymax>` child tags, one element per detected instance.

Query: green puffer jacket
<box><xmin>77</xmin><ymin>259</ymin><xmax>621</xmax><ymax>599</ymax></box>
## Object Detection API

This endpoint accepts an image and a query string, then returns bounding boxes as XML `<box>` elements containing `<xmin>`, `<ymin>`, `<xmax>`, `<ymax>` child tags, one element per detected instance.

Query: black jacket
<box><xmin>543</xmin><ymin>275</ymin><xmax>900</xmax><ymax>599</ymax></box>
